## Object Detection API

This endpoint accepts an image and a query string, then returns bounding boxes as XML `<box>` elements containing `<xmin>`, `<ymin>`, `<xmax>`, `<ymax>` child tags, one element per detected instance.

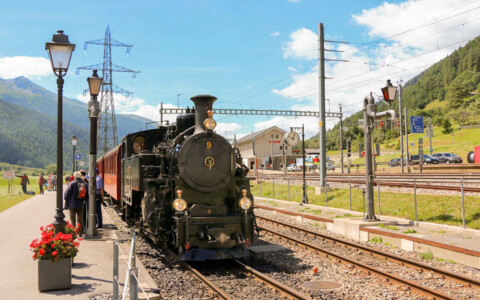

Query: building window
<box><xmin>275</xmin><ymin>134</ymin><xmax>279</xmax><ymax>138</ymax></box>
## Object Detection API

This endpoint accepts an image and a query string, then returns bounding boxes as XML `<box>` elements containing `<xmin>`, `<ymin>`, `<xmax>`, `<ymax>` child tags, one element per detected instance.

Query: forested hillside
<box><xmin>0</xmin><ymin>77</ymin><xmax>153</xmax><ymax>141</ymax></box>
<box><xmin>0</xmin><ymin>98</ymin><xmax>89</xmax><ymax>168</ymax></box>
<box><xmin>0</xmin><ymin>76</ymin><xmax>154</xmax><ymax>169</ymax></box>
<box><xmin>302</xmin><ymin>35</ymin><xmax>480</xmax><ymax>151</ymax></box>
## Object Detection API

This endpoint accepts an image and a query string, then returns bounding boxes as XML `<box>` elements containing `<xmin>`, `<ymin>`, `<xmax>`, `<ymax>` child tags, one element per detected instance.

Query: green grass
<box><xmin>386</xmin><ymin>225</ymin><xmax>399</xmax><ymax>230</ymax></box>
<box><xmin>0</xmin><ymin>177</ymin><xmax>41</xmax><ymax>212</ymax></box>
<box><xmin>420</xmin><ymin>251</ymin><xmax>434</xmax><ymax>260</ymax></box>
<box><xmin>370</xmin><ymin>237</ymin><xmax>383</xmax><ymax>244</ymax></box>
<box><xmin>253</xmin><ymin>181</ymin><xmax>480</xmax><ymax>229</ymax></box>
<box><xmin>403</xmin><ymin>229</ymin><xmax>418</xmax><ymax>234</ymax></box>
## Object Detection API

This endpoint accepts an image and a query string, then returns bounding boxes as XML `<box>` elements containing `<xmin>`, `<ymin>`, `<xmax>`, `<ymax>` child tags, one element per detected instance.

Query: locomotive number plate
<box><xmin>204</xmin><ymin>157</ymin><xmax>215</xmax><ymax>169</ymax></box>
<box><xmin>206</xmin><ymin>142</ymin><xmax>212</xmax><ymax>149</ymax></box>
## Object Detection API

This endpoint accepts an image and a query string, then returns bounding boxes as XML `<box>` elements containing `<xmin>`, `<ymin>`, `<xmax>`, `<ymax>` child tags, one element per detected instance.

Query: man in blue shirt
<box><xmin>96</xmin><ymin>168</ymin><xmax>104</xmax><ymax>228</ymax></box>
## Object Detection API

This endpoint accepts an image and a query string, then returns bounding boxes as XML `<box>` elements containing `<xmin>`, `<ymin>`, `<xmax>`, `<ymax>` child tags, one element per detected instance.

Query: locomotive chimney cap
<box><xmin>190</xmin><ymin>94</ymin><xmax>217</xmax><ymax>101</ymax></box>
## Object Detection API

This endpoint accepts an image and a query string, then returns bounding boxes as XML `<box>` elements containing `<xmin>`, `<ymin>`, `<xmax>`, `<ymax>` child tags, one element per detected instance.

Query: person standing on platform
<box><xmin>38</xmin><ymin>174</ymin><xmax>45</xmax><ymax>195</ymax></box>
<box><xmin>47</xmin><ymin>173</ymin><xmax>53</xmax><ymax>191</ymax></box>
<box><xmin>80</xmin><ymin>170</ymin><xmax>89</xmax><ymax>229</ymax></box>
<box><xmin>64</xmin><ymin>171</ymin><xmax>88</xmax><ymax>237</ymax></box>
<box><xmin>95</xmin><ymin>168</ymin><xmax>104</xmax><ymax>228</ymax></box>
<box><xmin>52</xmin><ymin>175</ymin><xmax>57</xmax><ymax>191</ymax></box>
<box><xmin>17</xmin><ymin>173</ymin><xmax>30</xmax><ymax>194</ymax></box>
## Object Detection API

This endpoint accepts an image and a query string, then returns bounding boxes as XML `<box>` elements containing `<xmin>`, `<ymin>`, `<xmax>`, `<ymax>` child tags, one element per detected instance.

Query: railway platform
<box><xmin>255</xmin><ymin>197</ymin><xmax>480</xmax><ymax>269</ymax></box>
<box><xmin>0</xmin><ymin>191</ymin><xmax>158</xmax><ymax>299</ymax></box>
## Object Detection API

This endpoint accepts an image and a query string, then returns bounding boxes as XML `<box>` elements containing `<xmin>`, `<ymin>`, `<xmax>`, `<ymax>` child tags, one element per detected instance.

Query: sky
<box><xmin>1</xmin><ymin>0</ymin><xmax>479</xmax><ymax>139</ymax></box>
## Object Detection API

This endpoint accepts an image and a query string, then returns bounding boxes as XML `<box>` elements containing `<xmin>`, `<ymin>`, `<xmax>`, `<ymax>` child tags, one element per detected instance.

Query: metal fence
<box><xmin>113</xmin><ymin>229</ymin><xmax>152</xmax><ymax>300</ymax></box>
<box><xmin>255</xmin><ymin>175</ymin><xmax>479</xmax><ymax>229</ymax></box>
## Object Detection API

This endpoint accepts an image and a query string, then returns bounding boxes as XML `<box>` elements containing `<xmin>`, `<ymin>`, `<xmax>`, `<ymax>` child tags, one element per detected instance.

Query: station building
<box><xmin>236</xmin><ymin>126</ymin><xmax>298</xmax><ymax>170</ymax></box>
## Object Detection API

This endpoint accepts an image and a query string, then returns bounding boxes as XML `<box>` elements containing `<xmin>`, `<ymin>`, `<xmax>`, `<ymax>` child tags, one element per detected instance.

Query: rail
<box><xmin>256</xmin><ymin>216</ymin><xmax>480</xmax><ymax>299</ymax></box>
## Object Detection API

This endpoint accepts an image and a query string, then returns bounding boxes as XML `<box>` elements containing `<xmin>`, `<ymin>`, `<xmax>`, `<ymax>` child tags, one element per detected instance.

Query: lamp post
<box><xmin>71</xmin><ymin>135</ymin><xmax>78</xmax><ymax>173</ymax></box>
<box><xmin>85</xmin><ymin>70</ymin><xmax>103</xmax><ymax>238</ymax></box>
<box><xmin>363</xmin><ymin>86</ymin><xmax>396</xmax><ymax>221</ymax></box>
<box><xmin>46</xmin><ymin>30</ymin><xmax>75</xmax><ymax>234</ymax></box>
<box><xmin>177</xmin><ymin>94</ymin><xmax>183</xmax><ymax>107</ymax></box>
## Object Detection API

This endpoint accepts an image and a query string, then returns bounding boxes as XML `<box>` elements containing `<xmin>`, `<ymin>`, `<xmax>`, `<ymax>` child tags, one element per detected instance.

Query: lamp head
<box><xmin>45</xmin><ymin>30</ymin><xmax>76</xmax><ymax>76</ymax></box>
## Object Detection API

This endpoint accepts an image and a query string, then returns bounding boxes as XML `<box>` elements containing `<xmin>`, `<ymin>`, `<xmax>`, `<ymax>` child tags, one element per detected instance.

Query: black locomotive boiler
<box><xmin>98</xmin><ymin>95</ymin><xmax>255</xmax><ymax>260</ymax></box>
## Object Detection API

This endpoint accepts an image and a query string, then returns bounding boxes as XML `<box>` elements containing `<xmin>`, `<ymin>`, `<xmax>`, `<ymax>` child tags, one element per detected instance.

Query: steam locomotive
<box><xmin>97</xmin><ymin>95</ymin><xmax>255</xmax><ymax>260</ymax></box>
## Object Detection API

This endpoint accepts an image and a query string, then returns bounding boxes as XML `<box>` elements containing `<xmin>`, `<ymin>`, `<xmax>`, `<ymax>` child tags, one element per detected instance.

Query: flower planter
<box><xmin>38</xmin><ymin>258</ymin><xmax>72</xmax><ymax>292</ymax></box>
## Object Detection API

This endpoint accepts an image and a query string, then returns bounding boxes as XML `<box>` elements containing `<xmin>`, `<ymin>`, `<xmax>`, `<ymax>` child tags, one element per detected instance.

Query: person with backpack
<box><xmin>64</xmin><ymin>171</ymin><xmax>89</xmax><ymax>237</ymax></box>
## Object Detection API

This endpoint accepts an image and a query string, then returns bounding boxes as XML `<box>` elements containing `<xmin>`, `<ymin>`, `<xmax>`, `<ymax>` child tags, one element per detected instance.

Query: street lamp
<box><xmin>46</xmin><ymin>30</ymin><xmax>75</xmax><ymax>234</ymax></box>
<box><xmin>177</xmin><ymin>94</ymin><xmax>183</xmax><ymax>107</ymax></box>
<box><xmin>382</xmin><ymin>80</ymin><xmax>405</xmax><ymax>173</ymax></box>
<box><xmin>71</xmin><ymin>135</ymin><xmax>78</xmax><ymax>173</ymax></box>
<box><xmin>86</xmin><ymin>70</ymin><xmax>102</xmax><ymax>238</ymax></box>
<box><xmin>381</xmin><ymin>79</ymin><xmax>397</xmax><ymax>109</ymax></box>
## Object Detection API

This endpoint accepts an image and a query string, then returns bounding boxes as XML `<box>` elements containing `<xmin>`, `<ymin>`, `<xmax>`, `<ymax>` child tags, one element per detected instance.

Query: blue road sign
<box><xmin>75</xmin><ymin>153</ymin><xmax>82</xmax><ymax>160</ymax></box>
<box><xmin>410</xmin><ymin>116</ymin><xmax>424</xmax><ymax>133</ymax></box>
<box><xmin>411</xmin><ymin>143</ymin><xmax>414</xmax><ymax>146</ymax></box>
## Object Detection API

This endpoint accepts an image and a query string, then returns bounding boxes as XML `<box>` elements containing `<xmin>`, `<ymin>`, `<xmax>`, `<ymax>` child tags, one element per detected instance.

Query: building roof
<box><xmin>305</xmin><ymin>148</ymin><xmax>320</xmax><ymax>154</ymax></box>
<box><xmin>236</xmin><ymin>126</ymin><xmax>286</xmax><ymax>144</ymax></box>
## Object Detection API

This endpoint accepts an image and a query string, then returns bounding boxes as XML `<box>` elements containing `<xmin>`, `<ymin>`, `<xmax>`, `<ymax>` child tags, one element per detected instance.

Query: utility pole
<box><xmin>404</xmin><ymin>108</ymin><xmax>409</xmax><ymax>166</ymax></box>
<box><xmin>270</xmin><ymin>134</ymin><xmax>274</xmax><ymax>171</ymax></box>
<box><xmin>318</xmin><ymin>22</ymin><xmax>327</xmax><ymax>187</ymax></box>
<box><xmin>339</xmin><ymin>104</ymin><xmax>344</xmax><ymax>174</ymax></box>
<box><xmin>428</xmin><ymin>117</ymin><xmax>433</xmax><ymax>154</ymax></box>
<box><xmin>398</xmin><ymin>82</ymin><xmax>404</xmax><ymax>173</ymax></box>
<box><xmin>78</xmin><ymin>26</ymin><xmax>139</xmax><ymax>155</ymax></box>
<box><xmin>317</xmin><ymin>22</ymin><xmax>348</xmax><ymax>188</ymax></box>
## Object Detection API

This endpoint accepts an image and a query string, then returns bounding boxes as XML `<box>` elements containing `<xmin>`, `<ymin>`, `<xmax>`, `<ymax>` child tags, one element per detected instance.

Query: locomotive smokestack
<box><xmin>191</xmin><ymin>94</ymin><xmax>217</xmax><ymax>135</ymax></box>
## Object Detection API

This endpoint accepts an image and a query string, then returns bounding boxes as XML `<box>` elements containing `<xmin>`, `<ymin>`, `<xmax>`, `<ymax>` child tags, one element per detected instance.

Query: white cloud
<box><xmin>274</xmin><ymin>0</ymin><xmax>480</xmax><ymax>126</ymax></box>
<box><xmin>217</xmin><ymin>122</ymin><xmax>242</xmax><ymax>134</ymax></box>
<box><xmin>282</xmin><ymin>28</ymin><xmax>317</xmax><ymax>60</ymax></box>
<box><xmin>287</xmin><ymin>0</ymin><xmax>300</xmax><ymax>3</ymax></box>
<box><xmin>0</xmin><ymin>56</ymin><xmax>51</xmax><ymax>79</ymax></box>
<box><xmin>270</xmin><ymin>31</ymin><xmax>280</xmax><ymax>37</ymax></box>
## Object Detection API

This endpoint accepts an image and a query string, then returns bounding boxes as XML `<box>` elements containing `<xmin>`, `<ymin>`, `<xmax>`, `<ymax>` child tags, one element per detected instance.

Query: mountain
<box><xmin>0</xmin><ymin>98</ymin><xmax>89</xmax><ymax>169</ymax></box>
<box><xmin>0</xmin><ymin>76</ymin><xmax>154</xmax><ymax>169</ymax></box>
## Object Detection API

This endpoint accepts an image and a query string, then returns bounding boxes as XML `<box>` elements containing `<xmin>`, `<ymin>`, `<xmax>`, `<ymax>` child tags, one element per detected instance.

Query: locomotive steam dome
<box><xmin>177</xmin><ymin>95</ymin><xmax>233</xmax><ymax>192</ymax></box>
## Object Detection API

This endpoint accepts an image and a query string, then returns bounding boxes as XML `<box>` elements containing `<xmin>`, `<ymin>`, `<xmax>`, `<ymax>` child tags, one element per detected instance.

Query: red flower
<box><xmin>39</xmin><ymin>248</ymin><xmax>45</xmax><ymax>255</ymax></box>
<box><xmin>52</xmin><ymin>251</ymin><xmax>58</xmax><ymax>256</ymax></box>
<box><xmin>33</xmin><ymin>253</ymin><xmax>36</xmax><ymax>259</ymax></box>
<box><xmin>40</xmin><ymin>226</ymin><xmax>44</xmax><ymax>231</ymax></box>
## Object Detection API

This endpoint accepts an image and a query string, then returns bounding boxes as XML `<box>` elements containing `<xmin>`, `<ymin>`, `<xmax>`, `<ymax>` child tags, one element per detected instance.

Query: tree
<box><xmin>441</xmin><ymin>119</ymin><xmax>453</xmax><ymax>135</ymax></box>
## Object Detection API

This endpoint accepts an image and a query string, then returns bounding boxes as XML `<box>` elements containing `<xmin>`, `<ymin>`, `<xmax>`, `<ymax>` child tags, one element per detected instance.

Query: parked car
<box><xmin>287</xmin><ymin>164</ymin><xmax>301</xmax><ymax>172</ymax></box>
<box><xmin>409</xmin><ymin>155</ymin><xmax>421</xmax><ymax>165</ymax></box>
<box><xmin>432</xmin><ymin>153</ymin><xmax>463</xmax><ymax>164</ymax></box>
<box><xmin>326</xmin><ymin>163</ymin><xmax>335</xmax><ymax>171</ymax></box>
<box><xmin>388</xmin><ymin>158</ymin><xmax>402</xmax><ymax>167</ymax></box>
<box><xmin>422</xmin><ymin>154</ymin><xmax>439</xmax><ymax>164</ymax></box>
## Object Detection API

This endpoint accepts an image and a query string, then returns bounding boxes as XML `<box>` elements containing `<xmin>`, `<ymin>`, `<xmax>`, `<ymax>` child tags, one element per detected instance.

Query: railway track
<box><xmin>186</xmin><ymin>259</ymin><xmax>311</xmax><ymax>300</ymax></box>
<box><xmin>256</xmin><ymin>214</ymin><xmax>480</xmax><ymax>300</ymax></box>
<box><xmin>250</xmin><ymin>174</ymin><xmax>480</xmax><ymax>193</ymax></box>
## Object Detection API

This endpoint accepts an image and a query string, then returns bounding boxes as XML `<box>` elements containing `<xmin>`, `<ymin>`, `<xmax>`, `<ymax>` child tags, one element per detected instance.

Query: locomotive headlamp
<box><xmin>173</xmin><ymin>189</ymin><xmax>187</xmax><ymax>212</ymax></box>
<box><xmin>173</xmin><ymin>199</ymin><xmax>187</xmax><ymax>212</ymax></box>
<box><xmin>203</xmin><ymin>109</ymin><xmax>217</xmax><ymax>131</ymax></box>
<box><xmin>239</xmin><ymin>189</ymin><xmax>252</xmax><ymax>210</ymax></box>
